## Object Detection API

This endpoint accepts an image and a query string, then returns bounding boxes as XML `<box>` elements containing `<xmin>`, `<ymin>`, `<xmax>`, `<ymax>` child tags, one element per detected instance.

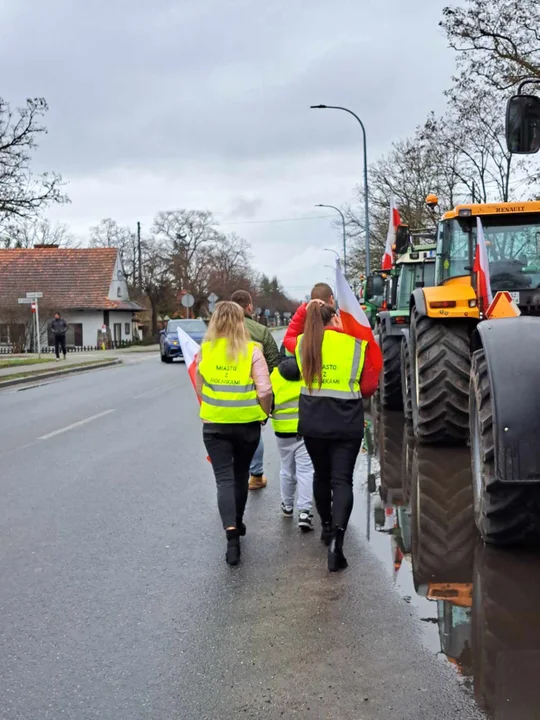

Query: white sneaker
<box><xmin>298</xmin><ymin>511</ymin><xmax>314</xmax><ymax>532</ymax></box>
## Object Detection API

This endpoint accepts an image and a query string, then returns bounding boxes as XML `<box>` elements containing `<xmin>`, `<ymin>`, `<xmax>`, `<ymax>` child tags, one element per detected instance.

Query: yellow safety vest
<box><xmin>270</xmin><ymin>367</ymin><xmax>301</xmax><ymax>434</ymax></box>
<box><xmin>295</xmin><ymin>331</ymin><xmax>367</xmax><ymax>399</ymax></box>
<box><xmin>199</xmin><ymin>338</ymin><xmax>267</xmax><ymax>423</ymax></box>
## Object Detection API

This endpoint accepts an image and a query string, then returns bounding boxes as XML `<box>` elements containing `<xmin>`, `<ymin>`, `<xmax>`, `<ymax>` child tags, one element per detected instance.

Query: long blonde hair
<box><xmin>204</xmin><ymin>301</ymin><xmax>251</xmax><ymax>361</ymax></box>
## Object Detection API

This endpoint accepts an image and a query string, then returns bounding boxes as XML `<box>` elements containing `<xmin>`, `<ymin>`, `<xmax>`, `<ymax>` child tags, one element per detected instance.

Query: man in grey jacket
<box><xmin>51</xmin><ymin>312</ymin><xmax>68</xmax><ymax>360</ymax></box>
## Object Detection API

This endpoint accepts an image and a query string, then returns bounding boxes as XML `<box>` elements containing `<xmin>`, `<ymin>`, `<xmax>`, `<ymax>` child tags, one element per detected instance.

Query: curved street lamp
<box><xmin>310</xmin><ymin>105</ymin><xmax>371</xmax><ymax>273</ymax></box>
<box><xmin>316</xmin><ymin>204</ymin><xmax>347</xmax><ymax>276</ymax></box>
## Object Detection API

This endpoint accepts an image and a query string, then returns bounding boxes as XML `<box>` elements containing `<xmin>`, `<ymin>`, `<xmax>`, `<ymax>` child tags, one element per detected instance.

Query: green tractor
<box><xmin>365</xmin><ymin>226</ymin><xmax>436</xmax><ymax>410</ymax></box>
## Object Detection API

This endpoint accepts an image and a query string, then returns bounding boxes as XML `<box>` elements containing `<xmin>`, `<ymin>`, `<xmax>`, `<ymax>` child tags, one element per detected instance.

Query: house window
<box><xmin>0</xmin><ymin>324</ymin><xmax>9</xmax><ymax>344</ymax></box>
<box><xmin>47</xmin><ymin>323</ymin><xmax>83</xmax><ymax>347</ymax></box>
<box><xmin>125</xmin><ymin>323</ymin><xmax>131</xmax><ymax>335</ymax></box>
<box><xmin>117</xmin><ymin>286</ymin><xmax>122</xmax><ymax>298</ymax></box>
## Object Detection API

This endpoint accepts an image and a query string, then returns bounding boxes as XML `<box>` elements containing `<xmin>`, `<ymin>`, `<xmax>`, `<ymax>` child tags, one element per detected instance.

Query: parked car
<box><xmin>160</xmin><ymin>318</ymin><xmax>207</xmax><ymax>363</ymax></box>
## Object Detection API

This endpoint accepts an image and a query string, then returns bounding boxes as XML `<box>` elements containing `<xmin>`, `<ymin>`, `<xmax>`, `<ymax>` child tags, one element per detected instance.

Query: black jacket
<box><xmin>51</xmin><ymin>318</ymin><xmax>68</xmax><ymax>336</ymax></box>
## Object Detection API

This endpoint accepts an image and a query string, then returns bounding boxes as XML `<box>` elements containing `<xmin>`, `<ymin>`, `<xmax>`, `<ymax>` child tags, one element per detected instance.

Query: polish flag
<box><xmin>335</xmin><ymin>258</ymin><xmax>375</xmax><ymax>343</ymax></box>
<box><xmin>382</xmin><ymin>196</ymin><xmax>401</xmax><ymax>270</ymax></box>
<box><xmin>178</xmin><ymin>327</ymin><xmax>211</xmax><ymax>463</ymax></box>
<box><xmin>473</xmin><ymin>217</ymin><xmax>493</xmax><ymax>312</ymax></box>
<box><xmin>177</xmin><ymin>327</ymin><xmax>200</xmax><ymax>394</ymax></box>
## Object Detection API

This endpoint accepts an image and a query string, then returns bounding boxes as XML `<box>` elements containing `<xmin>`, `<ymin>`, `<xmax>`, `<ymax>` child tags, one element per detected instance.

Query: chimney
<box><xmin>34</xmin><ymin>243</ymin><xmax>60</xmax><ymax>249</ymax></box>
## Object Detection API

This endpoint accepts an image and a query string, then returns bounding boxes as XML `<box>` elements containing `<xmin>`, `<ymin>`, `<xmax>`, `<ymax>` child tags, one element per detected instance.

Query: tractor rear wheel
<box><xmin>401</xmin><ymin>338</ymin><xmax>412</xmax><ymax>422</ymax></box>
<box><xmin>470</xmin><ymin>349</ymin><xmax>540</xmax><ymax>546</ymax></box>
<box><xmin>410</xmin><ymin>309</ymin><xmax>470</xmax><ymax>444</ymax></box>
<box><xmin>379</xmin><ymin>323</ymin><xmax>403</xmax><ymax>410</ymax></box>
<box><xmin>411</xmin><ymin>444</ymin><xmax>475</xmax><ymax>591</ymax></box>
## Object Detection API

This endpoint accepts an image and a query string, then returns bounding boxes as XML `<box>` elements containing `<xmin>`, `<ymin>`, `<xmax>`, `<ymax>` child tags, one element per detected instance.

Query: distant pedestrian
<box><xmin>270</xmin><ymin>356</ymin><xmax>314</xmax><ymax>532</ymax></box>
<box><xmin>230</xmin><ymin>290</ymin><xmax>280</xmax><ymax>491</ymax></box>
<box><xmin>51</xmin><ymin>312</ymin><xmax>68</xmax><ymax>361</ymax></box>
<box><xmin>196</xmin><ymin>301</ymin><xmax>272</xmax><ymax>566</ymax></box>
<box><xmin>283</xmin><ymin>282</ymin><xmax>336</xmax><ymax>354</ymax></box>
<box><xmin>295</xmin><ymin>301</ymin><xmax>381</xmax><ymax>572</ymax></box>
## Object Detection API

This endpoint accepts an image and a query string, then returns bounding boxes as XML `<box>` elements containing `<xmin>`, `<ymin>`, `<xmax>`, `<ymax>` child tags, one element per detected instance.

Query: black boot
<box><xmin>225</xmin><ymin>529</ymin><xmax>241</xmax><ymax>566</ymax></box>
<box><xmin>328</xmin><ymin>527</ymin><xmax>348</xmax><ymax>572</ymax></box>
<box><xmin>320</xmin><ymin>521</ymin><xmax>332</xmax><ymax>547</ymax></box>
<box><xmin>236</xmin><ymin>519</ymin><xmax>246</xmax><ymax>537</ymax></box>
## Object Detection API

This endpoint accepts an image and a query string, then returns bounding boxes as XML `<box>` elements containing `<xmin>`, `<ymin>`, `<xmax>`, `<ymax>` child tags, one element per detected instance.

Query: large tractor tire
<box><xmin>410</xmin><ymin>309</ymin><xmax>470</xmax><ymax>444</ymax></box>
<box><xmin>411</xmin><ymin>444</ymin><xmax>476</xmax><ymax>591</ymax></box>
<box><xmin>401</xmin><ymin>423</ymin><xmax>415</xmax><ymax>507</ymax></box>
<box><xmin>377</xmin><ymin>408</ymin><xmax>406</xmax><ymax>506</ymax></box>
<box><xmin>472</xmin><ymin>543</ymin><xmax>540</xmax><ymax>717</ymax></box>
<box><xmin>470</xmin><ymin>349</ymin><xmax>540</xmax><ymax>547</ymax></box>
<box><xmin>378</xmin><ymin>322</ymin><xmax>403</xmax><ymax>410</ymax></box>
<box><xmin>400</xmin><ymin>337</ymin><xmax>412</xmax><ymax>423</ymax></box>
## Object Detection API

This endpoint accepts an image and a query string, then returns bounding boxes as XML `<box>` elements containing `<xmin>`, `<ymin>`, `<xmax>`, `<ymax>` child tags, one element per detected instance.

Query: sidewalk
<box><xmin>0</xmin><ymin>345</ymin><xmax>159</xmax><ymax>378</ymax></box>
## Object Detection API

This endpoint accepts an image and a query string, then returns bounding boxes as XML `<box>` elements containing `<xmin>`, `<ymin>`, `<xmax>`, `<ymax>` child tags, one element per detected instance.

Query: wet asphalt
<box><xmin>0</xmin><ymin>349</ymin><xmax>498</xmax><ymax>719</ymax></box>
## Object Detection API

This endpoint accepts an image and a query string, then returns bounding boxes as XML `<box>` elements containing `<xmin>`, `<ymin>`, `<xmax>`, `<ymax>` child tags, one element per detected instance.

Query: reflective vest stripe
<box><xmin>350</xmin><ymin>339</ymin><xmax>365</xmax><ymax>390</ymax></box>
<box><xmin>203</xmin><ymin>381</ymin><xmax>255</xmax><ymax>393</ymax></box>
<box><xmin>274</xmin><ymin>411</ymin><xmax>299</xmax><ymax>420</ymax></box>
<box><xmin>300</xmin><ymin>387</ymin><xmax>361</xmax><ymax>400</ymax></box>
<box><xmin>202</xmin><ymin>396</ymin><xmax>260</xmax><ymax>407</ymax></box>
<box><xmin>274</xmin><ymin>400</ymin><xmax>298</xmax><ymax>411</ymax></box>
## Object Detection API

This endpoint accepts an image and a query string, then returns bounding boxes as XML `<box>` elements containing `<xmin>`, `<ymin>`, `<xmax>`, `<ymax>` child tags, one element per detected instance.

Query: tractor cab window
<box><xmin>440</xmin><ymin>215</ymin><xmax>540</xmax><ymax>290</ymax></box>
<box><xmin>439</xmin><ymin>220</ymin><xmax>471</xmax><ymax>281</ymax></box>
<box><xmin>396</xmin><ymin>261</ymin><xmax>436</xmax><ymax>310</ymax></box>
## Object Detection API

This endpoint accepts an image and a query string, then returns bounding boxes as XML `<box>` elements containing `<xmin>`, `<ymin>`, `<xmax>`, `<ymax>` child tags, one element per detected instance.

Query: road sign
<box><xmin>208</xmin><ymin>292</ymin><xmax>218</xmax><ymax>312</ymax></box>
<box><xmin>255</xmin><ymin>307</ymin><xmax>262</xmax><ymax>315</ymax></box>
<box><xmin>26</xmin><ymin>291</ymin><xmax>43</xmax><ymax>299</ymax></box>
<box><xmin>181</xmin><ymin>293</ymin><xmax>195</xmax><ymax>308</ymax></box>
<box><xmin>264</xmin><ymin>309</ymin><xmax>270</xmax><ymax>317</ymax></box>
<box><xmin>18</xmin><ymin>298</ymin><xmax>33</xmax><ymax>304</ymax></box>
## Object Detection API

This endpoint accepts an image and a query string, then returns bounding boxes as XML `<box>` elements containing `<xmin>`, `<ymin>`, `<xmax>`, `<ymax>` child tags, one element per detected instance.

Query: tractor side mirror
<box><xmin>365</xmin><ymin>274</ymin><xmax>385</xmax><ymax>301</ymax></box>
<box><xmin>506</xmin><ymin>94</ymin><xmax>540</xmax><ymax>154</ymax></box>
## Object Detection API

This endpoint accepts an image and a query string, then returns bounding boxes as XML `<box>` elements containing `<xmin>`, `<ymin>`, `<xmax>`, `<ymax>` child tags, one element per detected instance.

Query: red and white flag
<box><xmin>382</xmin><ymin>196</ymin><xmax>401</xmax><ymax>270</ymax></box>
<box><xmin>178</xmin><ymin>327</ymin><xmax>212</xmax><ymax>463</ymax></box>
<box><xmin>473</xmin><ymin>217</ymin><xmax>493</xmax><ymax>312</ymax></box>
<box><xmin>177</xmin><ymin>327</ymin><xmax>201</xmax><ymax>399</ymax></box>
<box><xmin>335</xmin><ymin>258</ymin><xmax>374</xmax><ymax>343</ymax></box>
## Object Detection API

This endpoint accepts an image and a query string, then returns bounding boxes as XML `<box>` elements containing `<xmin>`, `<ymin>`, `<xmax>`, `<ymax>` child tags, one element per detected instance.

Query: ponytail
<box><xmin>301</xmin><ymin>303</ymin><xmax>336</xmax><ymax>389</ymax></box>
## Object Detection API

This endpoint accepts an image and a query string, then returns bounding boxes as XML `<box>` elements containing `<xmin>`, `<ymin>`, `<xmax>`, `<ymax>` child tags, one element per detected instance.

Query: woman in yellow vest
<box><xmin>195</xmin><ymin>302</ymin><xmax>272</xmax><ymax>566</ymax></box>
<box><xmin>295</xmin><ymin>302</ymin><xmax>370</xmax><ymax>572</ymax></box>
<box><xmin>270</xmin><ymin>357</ymin><xmax>314</xmax><ymax>531</ymax></box>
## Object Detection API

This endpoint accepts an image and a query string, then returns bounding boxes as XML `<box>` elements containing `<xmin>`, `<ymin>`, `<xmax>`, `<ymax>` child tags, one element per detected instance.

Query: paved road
<box><xmin>0</xmin><ymin>351</ymin><xmax>483</xmax><ymax>719</ymax></box>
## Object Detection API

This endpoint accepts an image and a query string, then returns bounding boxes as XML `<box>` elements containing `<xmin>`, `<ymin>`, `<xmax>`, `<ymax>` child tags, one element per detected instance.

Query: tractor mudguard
<box><xmin>476</xmin><ymin>317</ymin><xmax>540</xmax><ymax>484</ymax></box>
<box><xmin>401</xmin><ymin>328</ymin><xmax>410</xmax><ymax>347</ymax></box>
<box><xmin>411</xmin><ymin>288</ymin><xmax>427</xmax><ymax>316</ymax></box>
<box><xmin>378</xmin><ymin>312</ymin><xmax>394</xmax><ymax>337</ymax></box>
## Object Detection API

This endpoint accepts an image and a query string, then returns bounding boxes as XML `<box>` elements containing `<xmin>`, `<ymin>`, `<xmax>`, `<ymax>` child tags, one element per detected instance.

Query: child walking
<box><xmin>270</xmin><ymin>356</ymin><xmax>314</xmax><ymax>532</ymax></box>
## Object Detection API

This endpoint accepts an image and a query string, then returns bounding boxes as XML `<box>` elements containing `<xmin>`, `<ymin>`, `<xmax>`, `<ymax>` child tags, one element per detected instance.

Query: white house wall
<box><xmin>39</xmin><ymin>310</ymin><xmax>105</xmax><ymax>347</ymax></box>
<box><xmin>108</xmin><ymin>312</ymin><xmax>135</xmax><ymax>342</ymax></box>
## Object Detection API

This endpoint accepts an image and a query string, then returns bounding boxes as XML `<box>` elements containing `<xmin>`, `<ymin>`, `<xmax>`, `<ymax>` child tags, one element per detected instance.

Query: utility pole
<box><xmin>137</xmin><ymin>221</ymin><xmax>142</xmax><ymax>292</ymax></box>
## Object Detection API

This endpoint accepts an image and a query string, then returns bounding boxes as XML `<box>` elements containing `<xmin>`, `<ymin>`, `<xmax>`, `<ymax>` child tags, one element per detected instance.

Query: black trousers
<box><xmin>203</xmin><ymin>422</ymin><xmax>261</xmax><ymax>530</ymax></box>
<box><xmin>303</xmin><ymin>437</ymin><xmax>363</xmax><ymax>529</ymax></box>
<box><xmin>54</xmin><ymin>335</ymin><xmax>66</xmax><ymax>358</ymax></box>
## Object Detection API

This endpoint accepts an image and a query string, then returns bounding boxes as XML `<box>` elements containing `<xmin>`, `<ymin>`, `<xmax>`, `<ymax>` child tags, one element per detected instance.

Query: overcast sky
<box><xmin>1</xmin><ymin>0</ymin><xmax>456</xmax><ymax>299</ymax></box>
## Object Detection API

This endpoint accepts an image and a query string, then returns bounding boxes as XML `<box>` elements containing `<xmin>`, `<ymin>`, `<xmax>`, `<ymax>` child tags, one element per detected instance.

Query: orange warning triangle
<box><xmin>486</xmin><ymin>291</ymin><xmax>521</xmax><ymax>319</ymax></box>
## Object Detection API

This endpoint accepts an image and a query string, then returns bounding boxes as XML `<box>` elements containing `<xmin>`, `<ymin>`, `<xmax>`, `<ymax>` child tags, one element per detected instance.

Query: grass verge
<box><xmin>0</xmin><ymin>359</ymin><xmax>120</xmax><ymax>383</ymax></box>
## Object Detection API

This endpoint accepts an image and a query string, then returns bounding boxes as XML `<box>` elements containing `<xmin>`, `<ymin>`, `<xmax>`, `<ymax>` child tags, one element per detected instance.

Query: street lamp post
<box><xmin>316</xmin><ymin>204</ymin><xmax>347</xmax><ymax>276</ymax></box>
<box><xmin>310</xmin><ymin>104</ymin><xmax>371</xmax><ymax>273</ymax></box>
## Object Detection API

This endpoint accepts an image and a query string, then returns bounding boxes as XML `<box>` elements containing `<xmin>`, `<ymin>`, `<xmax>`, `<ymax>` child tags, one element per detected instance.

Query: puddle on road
<box><xmin>356</xmin><ymin>405</ymin><xmax>540</xmax><ymax>720</ymax></box>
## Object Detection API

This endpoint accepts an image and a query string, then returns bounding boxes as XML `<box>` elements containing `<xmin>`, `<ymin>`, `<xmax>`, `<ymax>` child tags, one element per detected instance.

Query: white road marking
<box><xmin>134</xmin><ymin>382</ymin><xmax>179</xmax><ymax>399</ymax></box>
<box><xmin>38</xmin><ymin>409</ymin><xmax>116</xmax><ymax>440</ymax></box>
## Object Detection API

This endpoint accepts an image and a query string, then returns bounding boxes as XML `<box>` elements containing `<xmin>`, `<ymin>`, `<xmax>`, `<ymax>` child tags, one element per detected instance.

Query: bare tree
<box><xmin>441</xmin><ymin>0</ymin><xmax>540</xmax><ymax>90</ymax></box>
<box><xmin>90</xmin><ymin>218</ymin><xmax>138</xmax><ymax>286</ymax></box>
<box><xmin>1</xmin><ymin>218</ymin><xmax>75</xmax><ymax>248</ymax></box>
<box><xmin>0</xmin><ymin>97</ymin><xmax>68</xmax><ymax>224</ymax></box>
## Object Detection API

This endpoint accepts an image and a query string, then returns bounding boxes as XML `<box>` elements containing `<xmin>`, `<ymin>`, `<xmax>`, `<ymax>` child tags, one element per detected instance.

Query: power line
<box><xmin>215</xmin><ymin>214</ymin><xmax>336</xmax><ymax>226</ymax></box>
